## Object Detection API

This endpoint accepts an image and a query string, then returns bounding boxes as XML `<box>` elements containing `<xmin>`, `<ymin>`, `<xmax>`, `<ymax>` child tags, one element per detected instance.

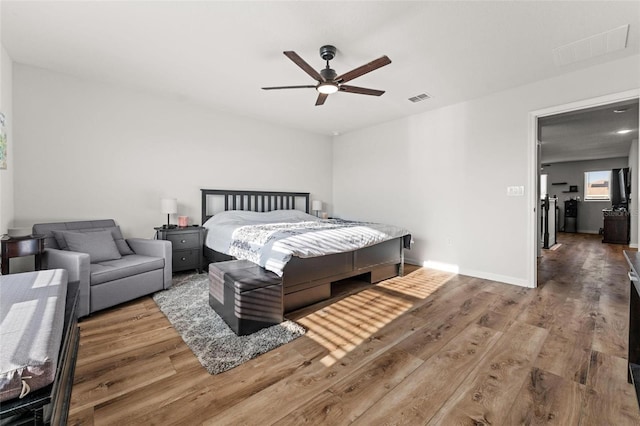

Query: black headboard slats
<box><xmin>201</xmin><ymin>189</ymin><xmax>310</xmax><ymax>224</ymax></box>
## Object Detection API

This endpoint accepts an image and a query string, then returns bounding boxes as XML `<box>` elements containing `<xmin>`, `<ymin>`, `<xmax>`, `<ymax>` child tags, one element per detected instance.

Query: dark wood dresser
<box><xmin>603</xmin><ymin>210</ymin><xmax>630</xmax><ymax>244</ymax></box>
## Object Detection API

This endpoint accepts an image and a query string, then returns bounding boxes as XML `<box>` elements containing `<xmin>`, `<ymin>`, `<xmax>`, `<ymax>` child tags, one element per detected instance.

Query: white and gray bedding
<box><xmin>0</xmin><ymin>269</ymin><xmax>68</xmax><ymax>402</ymax></box>
<box><xmin>203</xmin><ymin>210</ymin><xmax>409</xmax><ymax>276</ymax></box>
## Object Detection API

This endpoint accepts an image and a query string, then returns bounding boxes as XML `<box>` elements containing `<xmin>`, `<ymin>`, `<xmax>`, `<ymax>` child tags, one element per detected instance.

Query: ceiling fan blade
<box><xmin>262</xmin><ymin>85</ymin><xmax>316</xmax><ymax>90</ymax></box>
<box><xmin>315</xmin><ymin>93</ymin><xmax>328</xmax><ymax>106</ymax></box>
<box><xmin>339</xmin><ymin>85</ymin><xmax>385</xmax><ymax>96</ymax></box>
<box><xmin>335</xmin><ymin>55</ymin><xmax>391</xmax><ymax>84</ymax></box>
<box><xmin>283</xmin><ymin>51</ymin><xmax>323</xmax><ymax>82</ymax></box>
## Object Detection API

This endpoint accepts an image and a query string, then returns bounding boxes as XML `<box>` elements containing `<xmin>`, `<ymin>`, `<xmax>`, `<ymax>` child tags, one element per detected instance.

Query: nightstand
<box><xmin>155</xmin><ymin>226</ymin><xmax>205</xmax><ymax>273</ymax></box>
<box><xmin>1</xmin><ymin>235</ymin><xmax>45</xmax><ymax>275</ymax></box>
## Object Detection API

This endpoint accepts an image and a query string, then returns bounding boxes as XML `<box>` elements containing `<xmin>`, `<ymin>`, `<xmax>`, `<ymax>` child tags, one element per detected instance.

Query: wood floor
<box><xmin>68</xmin><ymin>233</ymin><xmax>640</xmax><ymax>425</ymax></box>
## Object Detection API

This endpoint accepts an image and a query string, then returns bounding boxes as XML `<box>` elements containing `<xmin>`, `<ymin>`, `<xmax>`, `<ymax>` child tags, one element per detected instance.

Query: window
<box><xmin>584</xmin><ymin>170</ymin><xmax>611</xmax><ymax>201</ymax></box>
<box><xmin>540</xmin><ymin>174</ymin><xmax>548</xmax><ymax>200</ymax></box>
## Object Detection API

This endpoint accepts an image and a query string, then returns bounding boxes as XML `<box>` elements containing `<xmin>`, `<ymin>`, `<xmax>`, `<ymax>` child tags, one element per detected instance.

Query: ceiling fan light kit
<box><xmin>262</xmin><ymin>44</ymin><xmax>391</xmax><ymax>106</ymax></box>
<box><xmin>317</xmin><ymin>82</ymin><xmax>339</xmax><ymax>94</ymax></box>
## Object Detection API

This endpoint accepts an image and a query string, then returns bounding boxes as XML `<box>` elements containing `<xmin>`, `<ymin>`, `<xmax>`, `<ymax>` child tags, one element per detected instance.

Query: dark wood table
<box><xmin>1</xmin><ymin>234</ymin><xmax>45</xmax><ymax>275</ymax></box>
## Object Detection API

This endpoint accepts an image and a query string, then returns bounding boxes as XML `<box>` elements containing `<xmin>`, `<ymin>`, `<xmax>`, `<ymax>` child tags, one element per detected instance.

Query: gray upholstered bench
<box><xmin>208</xmin><ymin>260</ymin><xmax>283</xmax><ymax>335</ymax></box>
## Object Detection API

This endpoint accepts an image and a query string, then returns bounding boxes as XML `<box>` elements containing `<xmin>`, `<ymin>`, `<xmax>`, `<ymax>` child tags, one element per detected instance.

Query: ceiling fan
<box><xmin>262</xmin><ymin>45</ymin><xmax>391</xmax><ymax>106</ymax></box>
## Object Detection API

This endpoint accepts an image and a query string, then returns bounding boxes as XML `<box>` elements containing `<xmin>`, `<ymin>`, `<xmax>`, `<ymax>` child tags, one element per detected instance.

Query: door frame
<box><xmin>527</xmin><ymin>89</ymin><xmax>640</xmax><ymax>288</ymax></box>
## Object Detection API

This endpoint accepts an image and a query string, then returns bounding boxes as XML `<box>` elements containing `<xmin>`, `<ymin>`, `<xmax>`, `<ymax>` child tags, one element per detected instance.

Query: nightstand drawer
<box><xmin>155</xmin><ymin>226</ymin><xmax>205</xmax><ymax>274</ymax></box>
<box><xmin>172</xmin><ymin>249</ymin><xmax>200</xmax><ymax>271</ymax></box>
<box><xmin>166</xmin><ymin>232</ymin><xmax>200</xmax><ymax>249</ymax></box>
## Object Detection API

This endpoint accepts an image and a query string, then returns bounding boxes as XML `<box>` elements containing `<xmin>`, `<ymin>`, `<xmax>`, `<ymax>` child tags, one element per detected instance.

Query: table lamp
<box><xmin>161</xmin><ymin>198</ymin><xmax>178</xmax><ymax>228</ymax></box>
<box><xmin>312</xmin><ymin>200</ymin><xmax>322</xmax><ymax>217</ymax></box>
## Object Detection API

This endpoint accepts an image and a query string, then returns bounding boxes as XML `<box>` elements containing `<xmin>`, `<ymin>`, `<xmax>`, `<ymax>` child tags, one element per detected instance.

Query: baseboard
<box><xmin>631</xmin><ymin>243</ymin><xmax>639</xmax><ymax>249</ymax></box>
<box><xmin>403</xmin><ymin>257</ymin><xmax>422</xmax><ymax>266</ymax></box>
<box><xmin>408</xmin><ymin>256</ymin><xmax>533</xmax><ymax>289</ymax></box>
<box><xmin>458</xmin><ymin>267</ymin><xmax>533</xmax><ymax>288</ymax></box>
<box><xmin>576</xmin><ymin>229</ymin><xmax>600</xmax><ymax>234</ymax></box>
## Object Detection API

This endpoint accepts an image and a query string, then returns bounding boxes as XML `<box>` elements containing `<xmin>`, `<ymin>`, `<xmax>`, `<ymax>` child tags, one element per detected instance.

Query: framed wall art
<box><xmin>0</xmin><ymin>112</ymin><xmax>6</xmax><ymax>170</ymax></box>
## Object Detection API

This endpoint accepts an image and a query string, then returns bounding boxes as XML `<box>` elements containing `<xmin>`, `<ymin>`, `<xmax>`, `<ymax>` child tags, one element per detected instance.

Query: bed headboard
<box><xmin>201</xmin><ymin>189</ymin><xmax>310</xmax><ymax>224</ymax></box>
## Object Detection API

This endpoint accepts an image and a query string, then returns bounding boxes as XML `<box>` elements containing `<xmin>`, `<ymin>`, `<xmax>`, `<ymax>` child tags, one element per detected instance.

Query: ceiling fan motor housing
<box><xmin>319</xmin><ymin>45</ymin><xmax>337</xmax><ymax>61</ymax></box>
<box><xmin>321</xmin><ymin>67</ymin><xmax>337</xmax><ymax>81</ymax></box>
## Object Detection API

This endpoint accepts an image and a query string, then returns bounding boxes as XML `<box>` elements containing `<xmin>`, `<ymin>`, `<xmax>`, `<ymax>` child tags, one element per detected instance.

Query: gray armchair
<box><xmin>32</xmin><ymin>220</ymin><xmax>171</xmax><ymax>317</ymax></box>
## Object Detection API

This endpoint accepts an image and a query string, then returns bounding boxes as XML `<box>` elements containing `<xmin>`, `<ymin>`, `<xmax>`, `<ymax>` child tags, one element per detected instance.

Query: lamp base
<box><xmin>162</xmin><ymin>224</ymin><xmax>177</xmax><ymax>229</ymax></box>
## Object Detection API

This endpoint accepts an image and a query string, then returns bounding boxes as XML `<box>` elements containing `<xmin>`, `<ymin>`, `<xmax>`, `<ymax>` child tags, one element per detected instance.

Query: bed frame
<box><xmin>201</xmin><ymin>189</ymin><xmax>406</xmax><ymax>312</ymax></box>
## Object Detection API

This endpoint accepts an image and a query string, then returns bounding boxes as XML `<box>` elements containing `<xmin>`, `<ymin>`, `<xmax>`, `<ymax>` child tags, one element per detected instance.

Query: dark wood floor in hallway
<box><xmin>68</xmin><ymin>232</ymin><xmax>640</xmax><ymax>425</ymax></box>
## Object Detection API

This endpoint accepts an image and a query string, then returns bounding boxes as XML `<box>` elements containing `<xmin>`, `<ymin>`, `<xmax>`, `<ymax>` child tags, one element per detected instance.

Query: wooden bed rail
<box><xmin>201</xmin><ymin>189</ymin><xmax>310</xmax><ymax>224</ymax></box>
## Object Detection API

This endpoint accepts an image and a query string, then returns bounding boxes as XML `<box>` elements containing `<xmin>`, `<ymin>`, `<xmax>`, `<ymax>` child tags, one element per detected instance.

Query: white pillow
<box><xmin>203</xmin><ymin>210</ymin><xmax>319</xmax><ymax>228</ymax></box>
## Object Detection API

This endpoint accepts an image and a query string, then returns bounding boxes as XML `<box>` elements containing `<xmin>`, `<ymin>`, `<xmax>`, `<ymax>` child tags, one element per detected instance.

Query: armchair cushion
<box><xmin>52</xmin><ymin>226</ymin><xmax>134</xmax><ymax>256</ymax></box>
<box><xmin>90</xmin><ymin>255</ymin><xmax>165</xmax><ymax>285</ymax></box>
<box><xmin>58</xmin><ymin>230</ymin><xmax>122</xmax><ymax>263</ymax></box>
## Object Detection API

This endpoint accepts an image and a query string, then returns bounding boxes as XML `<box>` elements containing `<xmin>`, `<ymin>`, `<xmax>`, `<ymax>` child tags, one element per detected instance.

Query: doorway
<box><xmin>528</xmin><ymin>89</ymin><xmax>640</xmax><ymax>288</ymax></box>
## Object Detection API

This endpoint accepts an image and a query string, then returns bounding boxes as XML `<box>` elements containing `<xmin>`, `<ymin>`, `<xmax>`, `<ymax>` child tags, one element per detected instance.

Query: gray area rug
<box><xmin>153</xmin><ymin>273</ymin><xmax>306</xmax><ymax>374</ymax></box>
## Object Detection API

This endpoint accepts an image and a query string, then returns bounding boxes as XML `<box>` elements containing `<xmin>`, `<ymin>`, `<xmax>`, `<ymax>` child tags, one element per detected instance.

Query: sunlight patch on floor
<box><xmin>378</xmin><ymin>268</ymin><xmax>456</xmax><ymax>299</ymax></box>
<box><xmin>298</xmin><ymin>268</ymin><xmax>455</xmax><ymax>366</ymax></box>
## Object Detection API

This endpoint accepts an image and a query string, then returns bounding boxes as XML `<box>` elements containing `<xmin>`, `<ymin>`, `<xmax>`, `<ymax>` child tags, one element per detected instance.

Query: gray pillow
<box><xmin>52</xmin><ymin>226</ymin><xmax>134</xmax><ymax>256</ymax></box>
<box><xmin>60</xmin><ymin>230</ymin><xmax>122</xmax><ymax>263</ymax></box>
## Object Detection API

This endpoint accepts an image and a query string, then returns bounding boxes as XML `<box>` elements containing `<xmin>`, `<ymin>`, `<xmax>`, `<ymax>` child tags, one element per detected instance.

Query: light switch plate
<box><xmin>507</xmin><ymin>186</ymin><xmax>525</xmax><ymax>196</ymax></box>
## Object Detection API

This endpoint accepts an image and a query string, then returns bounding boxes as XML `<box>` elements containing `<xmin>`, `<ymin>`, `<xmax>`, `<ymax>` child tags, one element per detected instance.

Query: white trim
<box><xmin>403</xmin><ymin>257</ymin><xmax>422</xmax><ymax>266</ymax></box>
<box><xmin>531</xmin><ymin>89</ymin><xmax>640</xmax><ymax>119</ymax></box>
<box><xmin>423</xmin><ymin>260</ymin><xmax>460</xmax><ymax>274</ymax></box>
<box><xmin>528</xmin><ymin>89</ymin><xmax>640</xmax><ymax>288</ymax></box>
<box><xmin>631</xmin><ymin>243</ymin><xmax>638</xmax><ymax>249</ymax></box>
<box><xmin>459</xmin><ymin>267</ymin><xmax>533</xmax><ymax>288</ymax></box>
<box><xmin>527</xmin><ymin>104</ymin><xmax>539</xmax><ymax>288</ymax></box>
<box><xmin>415</xmin><ymin>261</ymin><xmax>531</xmax><ymax>287</ymax></box>
<box><xmin>576</xmin><ymin>229</ymin><xmax>601</xmax><ymax>234</ymax></box>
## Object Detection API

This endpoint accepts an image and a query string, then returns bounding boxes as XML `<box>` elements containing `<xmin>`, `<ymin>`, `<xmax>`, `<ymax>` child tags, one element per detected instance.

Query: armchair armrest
<box><xmin>43</xmin><ymin>248</ymin><xmax>91</xmax><ymax>318</ymax></box>
<box><xmin>127</xmin><ymin>238</ymin><xmax>172</xmax><ymax>289</ymax></box>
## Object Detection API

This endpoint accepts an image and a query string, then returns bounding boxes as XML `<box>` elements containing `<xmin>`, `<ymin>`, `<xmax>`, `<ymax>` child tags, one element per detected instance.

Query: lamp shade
<box><xmin>312</xmin><ymin>200</ymin><xmax>323</xmax><ymax>211</ymax></box>
<box><xmin>161</xmin><ymin>198</ymin><xmax>178</xmax><ymax>215</ymax></box>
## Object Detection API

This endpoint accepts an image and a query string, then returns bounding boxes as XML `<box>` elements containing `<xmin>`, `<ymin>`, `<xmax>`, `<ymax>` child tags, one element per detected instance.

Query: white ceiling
<box><xmin>1</xmin><ymin>1</ymin><xmax>639</xmax><ymax>137</ymax></box>
<box><xmin>540</xmin><ymin>99</ymin><xmax>639</xmax><ymax>164</ymax></box>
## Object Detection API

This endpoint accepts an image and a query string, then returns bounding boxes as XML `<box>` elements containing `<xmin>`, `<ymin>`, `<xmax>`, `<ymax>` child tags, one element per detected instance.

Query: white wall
<box><xmin>0</xmin><ymin>45</ymin><xmax>13</xmax><ymax>235</ymax></box>
<box><xmin>334</xmin><ymin>54</ymin><xmax>640</xmax><ymax>286</ymax></box>
<box><xmin>13</xmin><ymin>64</ymin><xmax>333</xmax><ymax>238</ymax></box>
<box><xmin>543</xmin><ymin>157</ymin><xmax>629</xmax><ymax>234</ymax></box>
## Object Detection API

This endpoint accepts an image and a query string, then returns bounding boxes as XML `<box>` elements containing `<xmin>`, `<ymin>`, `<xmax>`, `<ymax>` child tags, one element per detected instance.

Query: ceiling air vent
<box><xmin>553</xmin><ymin>24</ymin><xmax>629</xmax><ymax>67</ymax></box>
<box><xmin>409</xmin><ymin>93</ymin><xmax>431</xmax><ymax>103</ymax></box>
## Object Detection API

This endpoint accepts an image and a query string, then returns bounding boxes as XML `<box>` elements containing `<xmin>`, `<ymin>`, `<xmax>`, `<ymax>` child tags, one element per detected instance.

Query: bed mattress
<box><xmin>203</xmin><ymin>210</ymin><xmax>410</xmax><ymax>276</ymax></box>
<box><xmin>0</xmin><ymin>269</ymin><xmax>68</xmax><ymax>402</ymax></box>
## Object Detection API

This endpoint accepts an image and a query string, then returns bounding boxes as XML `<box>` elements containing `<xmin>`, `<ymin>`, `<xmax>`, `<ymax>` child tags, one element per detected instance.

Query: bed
<box><xmin>0</xmin><ymin>270</ymin><xmax>80</xmax><ymax>425</ymax></box>
<box><xmin>201</xmin><ymin>189</ymin><xmax>411</xmax><ymax>312</ymax></box>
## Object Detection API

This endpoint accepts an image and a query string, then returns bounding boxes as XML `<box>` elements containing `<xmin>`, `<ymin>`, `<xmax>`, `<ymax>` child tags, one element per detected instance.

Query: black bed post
<box><xmin>201</xmin><ymin>190</ymin><xmax>207</xmax><ymax>225</ymax></box>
